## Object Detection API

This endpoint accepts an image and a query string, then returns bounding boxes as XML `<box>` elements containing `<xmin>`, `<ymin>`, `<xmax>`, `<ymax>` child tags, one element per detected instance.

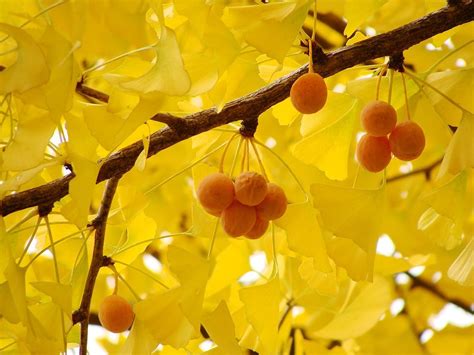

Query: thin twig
<box><xmin>71</xmin><ymin>176</ymin><xmax>121</xmax><ymax>355</ymax></box>
<box><xmin>406</xmin><ymin>273</ymin><xmax>473</xmax><ymax>314</ymax></box>
<box><xmin>386</xmin><ymin>158</ymin><xmax>443</xmax><ymax>183</ymax></box>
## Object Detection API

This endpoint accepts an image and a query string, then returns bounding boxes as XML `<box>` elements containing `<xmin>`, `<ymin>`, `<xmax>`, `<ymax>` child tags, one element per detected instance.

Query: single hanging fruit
<box><xmin>360</xmin><ymin>100</ymin><xmax>397</xmax><ymax>136</ymax></box>
<box><xmin>356</xmin><ymin>134</ymin><xmax>392</xmax><ymax>172</ymax></box>
<box><xmin>389</xmin><ymin>121</ymin><xmax>425</xmax><ymax>161</ymax></box>
<box><xmin>221</xmin><ymin>200</ymin><xmax>256</xmax><ymax>237</ymax></box>
<box><xmin>256</xmin><ymin>183</ymin><xmax>287</xmax><ymax>220</ymax></box>
<box><xmin>234</xmin><ymin>171</ymin><xmax>268</xmax><ymax>206</ymax></box>
<box><xmin>290</xmin><ymin>72</ymin><xmax>327</xmax><ymax>114</ymax></box>
<box><xmin>98</xmin><ymin>295</ymin><xmax>135</xmax><ymax>333</ymax></box>
<box><xmin>197</xmin><ymin>172</ymin><xmax>235</xmax><ymax>214</ymax></box>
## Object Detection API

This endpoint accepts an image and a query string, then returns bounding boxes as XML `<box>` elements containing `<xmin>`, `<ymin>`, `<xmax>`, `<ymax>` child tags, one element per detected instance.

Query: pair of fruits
<box><xmin>197</xmin><ymin>171</ymin><xmax>287</xmax><ymax>239</ymax></box>
<box><xmin>357</xmin><ymin>100</ymin><xmax>426</xmax><ymax>172</ymax></box>
<box><xmin>99</xmin><ymin>294</ymin><xmax>134</xmax><ymax>333</ymax></box>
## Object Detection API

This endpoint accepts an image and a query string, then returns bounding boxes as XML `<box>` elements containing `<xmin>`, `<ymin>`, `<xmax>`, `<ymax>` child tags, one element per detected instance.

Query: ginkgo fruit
<box><xmin>234</xmin><ymin>172</ymin><xmax>268</xmax><ymax>206</ymax></box>
<box><xmin>389</xmin><ymin>121</ymin><xmax>426</xmax><ymax>161</ymax></box>
<box><xmin>197</xmin><ymin>172</ymin><xmax>235</xmax><ymax>214</ymax></box>
<box><xmin>290</xmin><ymin>72</ymin><xmax>328</xmax><ymax>114</ymax></box>
<box><xmin>360</xmin><ymin>100</ymin><xmax>397</xmax><ymax>136</ymax></box>
<box><xmin>245</xmin><ymin>217</ymin><xmax>269</xmax><ymax>239</ymax></box>
<box><xmin>98</xmin><ymin>295</ymin><xmax>135</xmax><ymax>333</ymax></box>
<box><xmin>356</xmin><ymin>134</ymin><xmax>392</xmax><ymax>172</ymax></box>
<box><xmin>221</xmin><ymin>200</ymin><xmax>257</xmax><ymax>237</ymax></box>
<box><xmin>256</xmin><ymin>183</ymin><xmax>287</xmax><ymax>220</ymax></box>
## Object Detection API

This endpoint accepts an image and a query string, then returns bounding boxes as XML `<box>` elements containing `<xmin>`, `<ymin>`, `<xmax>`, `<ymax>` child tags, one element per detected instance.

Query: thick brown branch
<box><xmin>71</xmin><ymin>176</ymin><xmax>120</xmax><ymax>355</ymax></box>
<box><xmin>0</xmin><ymin>3</ymin><xmax>473</xmax><ymax>217</ymax></box>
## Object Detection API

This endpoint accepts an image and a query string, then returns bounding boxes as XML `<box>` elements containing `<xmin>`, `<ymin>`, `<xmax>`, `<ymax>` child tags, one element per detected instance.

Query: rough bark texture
<box><xmin>0</xmin><ymin>2</ymin><xmax>473</xmax><ymax>216</ymax></box>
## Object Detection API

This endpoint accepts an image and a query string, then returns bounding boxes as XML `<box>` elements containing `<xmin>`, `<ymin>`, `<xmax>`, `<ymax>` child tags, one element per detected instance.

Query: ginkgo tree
<box><xmin>0</xmin><ymin>0</ymin><xmax>473</xmax><ymax>354</ymax></box>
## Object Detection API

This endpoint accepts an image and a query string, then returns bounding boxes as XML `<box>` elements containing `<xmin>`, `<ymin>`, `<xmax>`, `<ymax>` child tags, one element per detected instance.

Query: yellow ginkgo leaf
<box><xmin>202</xmin><ymin>301</ymin><xmax>242</xmax><ymax>355</ymax></box>
<box><xmin>239</xmin><ymin>277</ymin><xmax>280</xmax><ymax>355</ymax></box>
<box><xmin>168</xmin><ymin>245</ymin><xmax>211</xmax><ymax>331</ymax></box>
<box><xmin>209</xmin><ymin>53</ymin><xmax>264</xmax><ymax>112</ymax></box>
<box><xmin>3</xmin><ymin>260</ymin><xmax>27</xmax><ymax>323</ymax></box>
<box><xmin>134</xmin><ymin>133</ymin><xmax>150</xmax><ymax>172</ymax></box>
<box><xmin>313</xmin><ymin>276</ymin><xmax>391</xmax><ymax>340</ymax></box>
<box><xmin>448</xmin><ymin>237</ymin><xmax>474</xmax><ymax>286</ymax></box>
<box><xmin>60</xmin><ymin>154</ymin><xmax>100</xmax><ymax>228</ymax></box>
<box><xmin>327</xmin><ymin>237</ymin><xmax>373</xmax><ymax>282</ymax></box>
<box><xmin>293</xmin><ymin>92</ymin><xmax>357</xmax><ymax>181</ymax></box>
<box><xmin>298</xmin><ymin>257</ymin><xmax>338</xmax><ymax>296</ymax></box>
<box><xmin>30</xmin><ymin>282</ymin><xmax>72</xmax><ymax>315</ymax></box>
<box><xmin>83</xmin><ymin>97</ymin><xmax>161</xmax><ymax>151</ymax></box>
<box><xmin>0</xmin><ymin>23</ymin><xmax>49</xmax><ymax>94</ymax></box>
<box><xmin>374</xmin><ymin>254</ymin><xmax>436</xmax><ymax>276</ymax></box>
<box><xmin>17</xmin><ymin>26</ymin><xmax>80</xmax><ymax>120</ymax></box>
<box><xmin>121</xmin><ymin>26</ymin><xmax>190</xmax><ymax>95</ymax></box>
<box><xmin>344</xmin><ymin>1</ymin><xmax>389</xmax><ymax>36</ymax></box>
<box><xmin>134</xmin><ymin>288</ymin><xmax>195</xmax><ymax>348</ymax></box>
<box><xmin>276</xmin><ymin>202</ymin><xmax>331</xmax><ymax>272</ymax></box>
<box><xmin>437</xmin><ymin>113</ymin><xmax>474</xmax><ymax>179</ymax></box>
<box><xmin>121</xmin><ymin>318</ymin><xmax>159</xmax><ymax>354</ymax></box>
<box><xmin>227</xmin><ymin>2</ymin><xmax>311</xmax><ymax>63</ymax></box>
<box><xmin>0</xmin><ymin>104</ymin><xmax>56</xmax><ymax>171</ymax></box>
<box><xmin>425</xmin><ymin>69</ymin><xmax>474</xmax><ymax>126</ymax></box>
<box><xmin>311</xmin><ymin>184</ymin><xmax>385</xmax><ymax>281</ymax></box>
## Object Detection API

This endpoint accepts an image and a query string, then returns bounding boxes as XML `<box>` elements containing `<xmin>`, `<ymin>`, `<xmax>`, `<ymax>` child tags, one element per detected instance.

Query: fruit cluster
<box><xmin>357</xmin><ymin>100</ymin><xmax>425</xmax><ymax>172</ymax></box>
<box><xmin>197</xmin><ymin>172</ymin><xmax>287</xmax><ymax>239</ymax></box>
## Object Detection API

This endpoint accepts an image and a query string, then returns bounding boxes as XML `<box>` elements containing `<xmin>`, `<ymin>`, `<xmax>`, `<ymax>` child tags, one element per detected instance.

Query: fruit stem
<box><xmin>220</xmin><ymin>133</ymin><xmax>240</xmax><ymax>173</ymax></box>
<box><xmin>250</xmin><ymin>138</ymin><xmax>269</xmax><ymax>181</ymax></box>
<box><xmin>401</xmin><ymin>72</ymin><xmax>412</xmax><ymax>121</ymax></box>
<box><xmin>253</xmin><ymin>139</ymin><xmax>309</xmax><ymax>203</ymax></box>
<box><xmin>388</xmin><ymin>69</ymin><xmax>394</xmax><ymax>104</ymax></box>
<box><xmin>230</xmin><ymin>136</ymin><xmax>244</xmax><ymax>178</ymax></box>
<box><xmin>270</xmin><ymin>223</ymin><xmax>279</xmax><ymax>277</ymax></box>
<box><xmin>113</xmin><ymin>260</ymin><xmax>170</xmax><ymax>289</ymax></box>
<box><xmin>17</xmin><ymin>216</ymin><xmax>41</xmax><ymax>265</ymax></box>
<box><xmin>207</xmin><ymin>218</ymin><xmax>220</xmax><ymax>260</ymax></box>
<box><xmin>109</xmin><ymin>265</ymin><xmax>119</xmax><ymax>295</ymax></box>
<box><xmin>312</xmin><ymin>0</ymin><xmax>318</xmax><ymax>42</ymax></box>
<box><xmin>308</xmin><ymin>39</ymin><xmax>315</xmax><ymax>73</ymax></box>
<box><xmin>352</xmin><ymin>164</ymin><xmax>361</xmax><ymax>189</ymax></box>
<box><xmin>240</xmin><ymin>138</ymin><xmax>249</xmax><ymax>173</ymax></box>
<box><xmin>115</xmin><ymin>270</ymin><xmax>141</xmax><ymax>301</ymax></box>
<box><xmin>375</xmin><ymin>65</ymin><xmax>387</xmax><ymax>101</ymax></box>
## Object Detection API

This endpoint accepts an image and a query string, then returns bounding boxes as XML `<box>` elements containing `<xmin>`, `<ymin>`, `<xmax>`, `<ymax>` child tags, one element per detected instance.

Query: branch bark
<box><xmin>71</xmin><ymin>176</ymin><xmax>120</xmax><ymax>355</ymax></box>
<box><xmin>0</xmin><ymin>2</ymin><xmax>473</xmax><ymax>217</ymax></box>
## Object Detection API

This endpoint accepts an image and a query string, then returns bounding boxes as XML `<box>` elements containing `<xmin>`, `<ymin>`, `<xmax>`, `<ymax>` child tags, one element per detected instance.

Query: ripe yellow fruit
<box><xmin>245</xmin><ymin>217</ymin><xmax>269</xmax><ymax>239</ymax></box>
<box><xmin>256</xmin><ymin>183</ymin><xmax>287</xmax><ymax>220</ymax></box>
<box><xmin>197</xmin><ymin>172</ymin><xmax>234</xmax><ymax>214</ymax></box>
<box><xmin>389</xmin><ymin>121</ymin><xmax>425</xmax><ymax>161</ymax></box>
<box><xmin>290</xmin><ymin>72</ymin><xmax>327</xmax><ymax>114</ymax></box>
<box><xmin>360</xmin><ymin>100</ymin><xmax>397</xmax><ymax>136</ymax></box>
<box><xmin>234</xmin><ymin>172</ymin><xmax>268</xmax><ymax>206</ymax></box>
<box><xmin>221</xmin><ymin>200</ymin><xmax>256</xmax><ymax>237</ymax></box>
<box><xmin>98</xmin><ymin>295</ymin><xmax>134</xmax><ymax>333</ymax></box>
<box><xmin>356</xmin><ymin>134</ymin><xmax>392</xmax><ymax>172</ymax></box>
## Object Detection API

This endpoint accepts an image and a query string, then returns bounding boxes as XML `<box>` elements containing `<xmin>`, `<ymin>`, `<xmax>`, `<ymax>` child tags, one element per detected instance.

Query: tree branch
<box><xmin>406</xmin><ymin>273</ymin><xmax>473</xmax><ymax>314</ymax></box>
<box><xmin>71</xmin><ymin>176</ymin><xmax>120</xmax><ymax>355</ymax></box>
<box><xmin>0</xmin><ymin>2</ymin><xmax>472</xmax><ymax>217</ymax></box>
<box><xmin>387</xmin><ymin>158</ymin><xmax>443</xmax><ymax>183</ymax></box>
